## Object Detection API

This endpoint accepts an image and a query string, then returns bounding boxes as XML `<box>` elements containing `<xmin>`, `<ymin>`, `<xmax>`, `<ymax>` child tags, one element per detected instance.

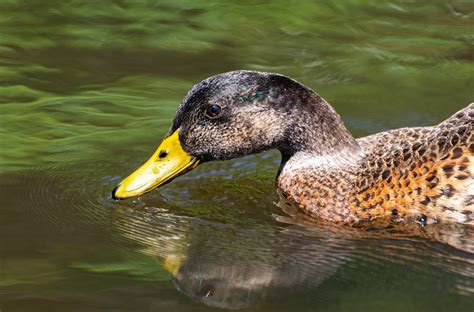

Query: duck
<box><xmin>112</xmin><ymin>70</ymin><xmax>473</xmax><ymax>226</ymax></box>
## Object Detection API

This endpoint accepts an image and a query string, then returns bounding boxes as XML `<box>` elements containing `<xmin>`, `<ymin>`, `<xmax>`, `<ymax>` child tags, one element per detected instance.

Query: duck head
<box><xmin>112</xmin><ymin>70</ymin><xmax>357</xmax><ymax>199</ymax></box>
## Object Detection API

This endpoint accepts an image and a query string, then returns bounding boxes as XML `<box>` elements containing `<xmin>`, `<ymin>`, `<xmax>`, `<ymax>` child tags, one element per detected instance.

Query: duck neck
<box><xmin>278</xmin><ymin>93</ymin><xmax>360</xmax><ymax>162</ymax></box>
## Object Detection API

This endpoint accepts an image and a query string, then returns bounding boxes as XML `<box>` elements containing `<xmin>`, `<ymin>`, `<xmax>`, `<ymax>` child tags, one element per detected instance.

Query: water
<box><xmin>1</xmin><ymin>0</ymin><xmax>473</xmax><ymax>311</ymax></box>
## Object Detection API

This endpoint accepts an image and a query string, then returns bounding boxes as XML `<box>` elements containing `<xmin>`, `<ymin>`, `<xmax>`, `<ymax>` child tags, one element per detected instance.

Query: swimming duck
<box><xmin>112</xmin><ymin>70</ymin><xmax>473</xmax><ymax>226</ymax></box>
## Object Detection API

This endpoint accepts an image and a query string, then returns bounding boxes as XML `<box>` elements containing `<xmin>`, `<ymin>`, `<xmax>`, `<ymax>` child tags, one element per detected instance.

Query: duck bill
<box><xmin>112</xmin><ymin>130</ymin><xmax>199</xmax><ymax>199</ymax></box>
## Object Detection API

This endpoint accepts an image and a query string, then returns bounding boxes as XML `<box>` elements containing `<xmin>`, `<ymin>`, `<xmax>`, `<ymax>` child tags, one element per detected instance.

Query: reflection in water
<box><xmin>1</xmin><ymin>165</ymin><xmax>474</xmax><ymax>310</ymax></box>
<box><xmin>113</xmin><ymin>199</ymin><xmax>474</xmax><ymax>309</ymax></box>
<box><xmin>114</xmin><ymin>208</ymin><xmax>344</xmax><ymax>309</ymax></box>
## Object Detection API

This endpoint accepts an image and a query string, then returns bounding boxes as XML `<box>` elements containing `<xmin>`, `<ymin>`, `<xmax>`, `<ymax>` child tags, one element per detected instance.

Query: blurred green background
<box><xmin>1</xmin><ymin>0</ymin><xmax>472</xmax><ymax>169</ymax></box>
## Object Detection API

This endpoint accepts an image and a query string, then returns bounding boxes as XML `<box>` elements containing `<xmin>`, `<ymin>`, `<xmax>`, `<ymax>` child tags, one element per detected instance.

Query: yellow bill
<box><xmin>112</xmin><ymin>130</ymin><xmax>199</xmax><ymax>199</ymax></box>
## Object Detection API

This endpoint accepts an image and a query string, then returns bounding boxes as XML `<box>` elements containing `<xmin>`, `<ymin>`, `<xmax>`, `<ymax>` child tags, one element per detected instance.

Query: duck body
<box><xmin>113</xmin><ymin>70</ymin><xmax>473</xmax><ymax>227</ymax></box>
<box><xmin>278</xmin><ymin>105</ymin><xmax>474</xmax><ymax>225</ymax></box>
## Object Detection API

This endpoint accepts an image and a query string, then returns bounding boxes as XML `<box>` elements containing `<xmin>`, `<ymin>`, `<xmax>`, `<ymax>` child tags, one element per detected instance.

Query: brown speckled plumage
<box><xmin>157</xmin><ymin>70</ymin><xmax>473</xmax><ymax>226</ymax></box>
<box><xmin>277</xmin><ymin>105</ymin><xmax>473</xmax><ymax>225</ymax></box>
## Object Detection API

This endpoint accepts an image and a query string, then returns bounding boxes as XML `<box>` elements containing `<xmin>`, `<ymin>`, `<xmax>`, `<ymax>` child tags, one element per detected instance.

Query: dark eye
<box><xmin>206</xmin><ymin>104</ymin><xmax>222</xmax><ymax>118</ymax></box>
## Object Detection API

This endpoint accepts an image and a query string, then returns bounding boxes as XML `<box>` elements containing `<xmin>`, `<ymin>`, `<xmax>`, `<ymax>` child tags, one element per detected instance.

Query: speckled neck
<box><xmin>276</xmin><ymin>92</ymin><xmax>360</xmax><ymax>162</ymax></box>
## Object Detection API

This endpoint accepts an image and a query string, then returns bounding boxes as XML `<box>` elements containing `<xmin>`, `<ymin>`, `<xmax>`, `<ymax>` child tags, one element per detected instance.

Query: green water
<box><xmin>1</xmin><ymin>0</ymin><xmax>473</xmax><ymax>311</ymax></box>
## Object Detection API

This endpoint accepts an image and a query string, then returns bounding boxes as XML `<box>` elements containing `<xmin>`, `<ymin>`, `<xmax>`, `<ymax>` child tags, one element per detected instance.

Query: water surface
<box><xmin>1</xmin><ymin>1</ymin><xmax>473</xmax><ymax>311</ymax></box>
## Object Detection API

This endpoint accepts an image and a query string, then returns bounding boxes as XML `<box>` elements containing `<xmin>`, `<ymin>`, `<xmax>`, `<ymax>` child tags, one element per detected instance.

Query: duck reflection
<box><xmin>113</xmin><ymin>206</ymin><xmax>345</xmax><ymax>309</ymax></box>
<box><xmin>112</xmin><ymin>204</ymin><xmax>474</xmax><ymax>309</ymax></box>
<box><xmin>170</xmin><ymin>225</ymin><xmax>346</xmax><ymax>309</ymax></box>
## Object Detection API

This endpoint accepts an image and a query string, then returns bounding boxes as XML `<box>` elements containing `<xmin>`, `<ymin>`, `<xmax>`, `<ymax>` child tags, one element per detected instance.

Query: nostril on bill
<box><xmin>158</xmin><ymin>150</ymin><xmax>168</xmax><ymax>159</ymax></box>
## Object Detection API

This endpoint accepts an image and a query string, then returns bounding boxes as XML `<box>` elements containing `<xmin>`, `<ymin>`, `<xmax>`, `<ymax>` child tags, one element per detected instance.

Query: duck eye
<box><xmin>206</xmin><ymin>104</ymin><xmax>222</xmax><ymax>118</ymax></box>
